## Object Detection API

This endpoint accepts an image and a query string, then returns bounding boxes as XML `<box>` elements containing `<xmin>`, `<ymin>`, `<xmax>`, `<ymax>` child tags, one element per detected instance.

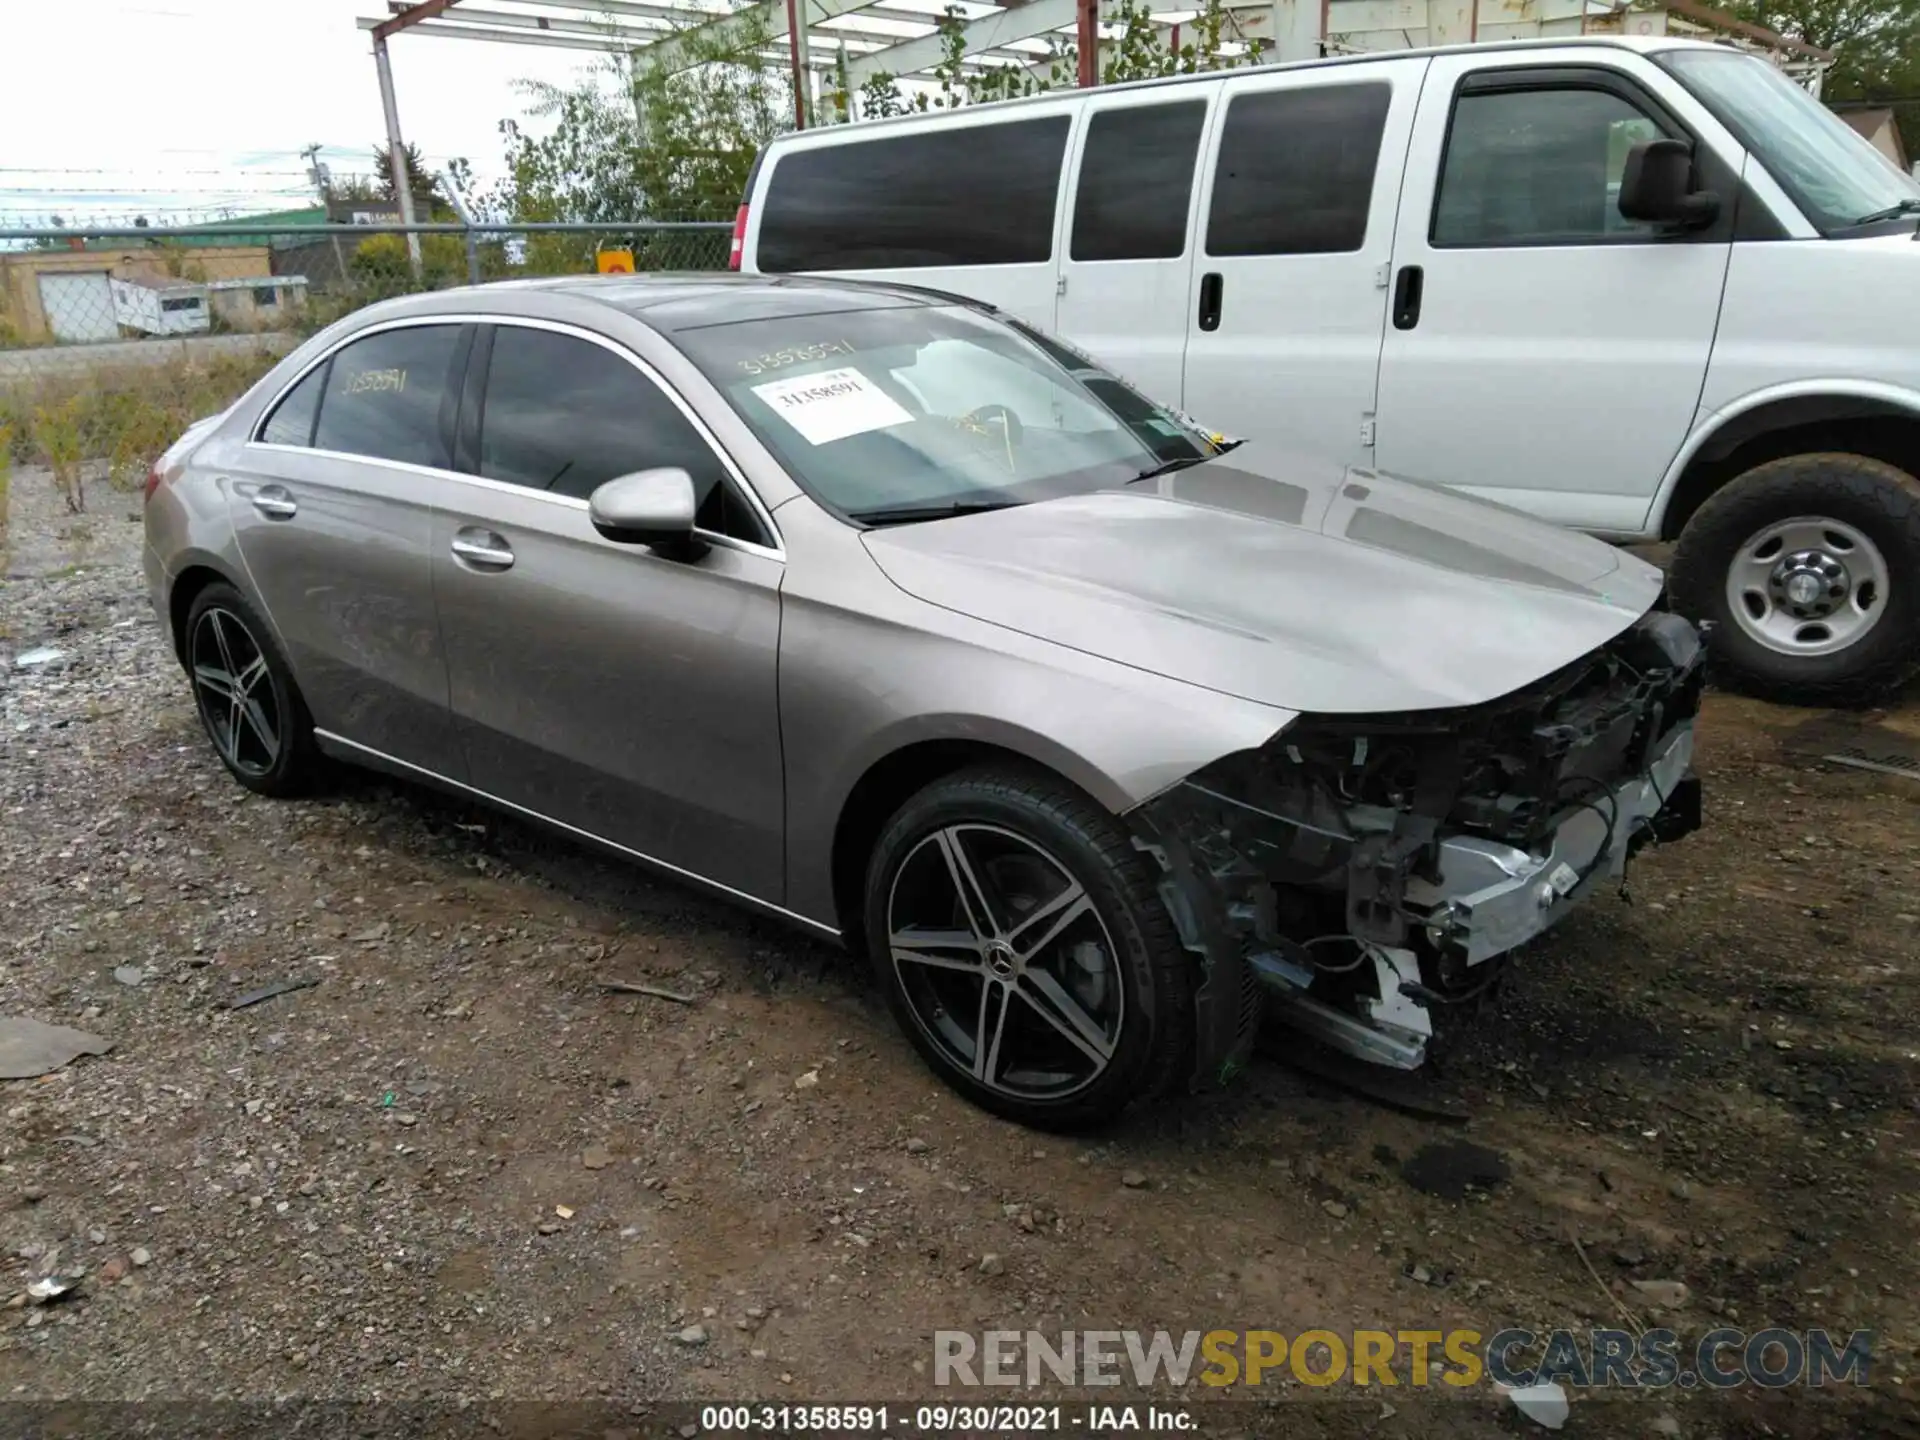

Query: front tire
<box><xmin>182</xmin><ymin>582</ymin><xmax>322</xmax><ymax>797</ymax></box>
<box><xmin>1668</xmin><ymin>453</ymin><xmax>1920</xmax><ymax>706</ymax></box>
<box><xmin>863</xmin><ymin>765</ymin><xmax>1193</xmax><ymax>1130</ymax></box>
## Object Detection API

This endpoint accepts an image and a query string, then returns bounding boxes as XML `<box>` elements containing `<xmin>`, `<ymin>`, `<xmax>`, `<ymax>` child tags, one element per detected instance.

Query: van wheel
<box><xmin>863</xmin><ymin>765</ymin><xmax>1193</xmax><ymax>1131</ymax></box>
<box><xmin>1668</xmin><ymin>453</ymin><xmax>1920</xmax><ymax>707</ymax></box>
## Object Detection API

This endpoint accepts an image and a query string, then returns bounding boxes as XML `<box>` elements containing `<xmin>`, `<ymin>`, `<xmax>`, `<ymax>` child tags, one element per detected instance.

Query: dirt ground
<box><xmin>2</xmin><ymin>476</ymin><xmax>1917</xmax><ymax>1439</ymax></box>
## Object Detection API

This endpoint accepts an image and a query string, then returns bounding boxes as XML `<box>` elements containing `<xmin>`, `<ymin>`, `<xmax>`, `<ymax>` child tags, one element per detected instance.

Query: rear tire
<box><xmin>182</xmin><ymin>582</ymin><xmax>323</xmax><ymax>797</ymax></box>
<box><xmin>863</xmin><ymin>765</ymin><xmax>1193</xmax><ymax>1130</ymax></box>
<box><xmin>1668</xmin><ymin>452</ymin><xmax>1920</xmax><ymax>707</ymax></box>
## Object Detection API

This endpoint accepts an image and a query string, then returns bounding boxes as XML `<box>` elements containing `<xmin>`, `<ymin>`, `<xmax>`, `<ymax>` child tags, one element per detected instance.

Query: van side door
<box><xmin>1180</xmin><ymin>59</ymin><xmax>1429</xmax><ymax>465</ymax></box>
<box><xmin>1371</xmin><ymin>52</ymin><xmax>1738</xmax><ymax>534</ymax></box>
<box><xmin>1053</xmin><ymin>84</ymin><xmax>1221</xmax><ymax>406</ymax></box>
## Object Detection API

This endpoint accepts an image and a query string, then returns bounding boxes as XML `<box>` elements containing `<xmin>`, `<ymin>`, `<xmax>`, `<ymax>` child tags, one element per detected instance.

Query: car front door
<box><xmin>231</xmin><ymin>321</ymin><xmax>469</xmax><ymax>773</ymax></box>
<box><xmin>1179</xmin><ymin>60</ymin><xmax>1428</xmax><ymax>464</ymax></box>
<box><xmin>1372</xmin><ymin>53</ymin><xmax>1737</xmax><ymax>533</ymax></box>
<box><xmin>432</xmin><ymin>321</ymin><xmax>787</xmax><ymax>903</ymax></box>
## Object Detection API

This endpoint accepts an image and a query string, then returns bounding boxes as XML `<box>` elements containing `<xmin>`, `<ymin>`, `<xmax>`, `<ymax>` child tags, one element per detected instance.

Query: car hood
<box><xmin>860</xmin><ymin>447</ymin><xmax>1665</xmax><ymax>714</ymax></box>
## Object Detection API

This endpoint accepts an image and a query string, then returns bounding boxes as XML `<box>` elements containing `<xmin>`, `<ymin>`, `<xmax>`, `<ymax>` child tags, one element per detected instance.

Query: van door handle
<box><xmin>1391</xmin><ymin>265</ymin><xmax>1424</xmax><ymax>331</ymax></box>
<box><xmin>450</xmin><ymin>528</ymin><xmax>515</xmax><ymax>571</ymax></box>
<box><xmin>1197</xmin><ymin>272</ymin><xmax>1223</xmax><ymax>332</ymax></box>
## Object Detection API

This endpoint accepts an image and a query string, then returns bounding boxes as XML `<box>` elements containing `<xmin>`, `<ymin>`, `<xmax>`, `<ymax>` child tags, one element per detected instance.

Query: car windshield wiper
<box><xmin>1851</xmin><ymin>197</ymin><xmax>1920</xmax><ymax>226</ymax></box>
<box><xmin>849</xmin><ymin>498</ymin><xmax>1023</xmax><ymax>527</ymax></box>
<box><xmin>1128</xmin><ymin>453</ymin><xmax>1214</xmax><ymax>483</ymax></box>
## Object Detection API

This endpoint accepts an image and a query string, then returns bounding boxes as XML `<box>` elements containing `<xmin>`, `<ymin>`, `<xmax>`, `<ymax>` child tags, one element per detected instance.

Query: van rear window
<box><xmin>756</xmin><ymin>115</ymin><xmax>1070</xmax><ymax>272</ymax></box>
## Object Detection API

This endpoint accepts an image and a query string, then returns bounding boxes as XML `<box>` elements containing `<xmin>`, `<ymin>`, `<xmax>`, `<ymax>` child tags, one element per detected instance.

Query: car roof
<box><xmin>391</xmin><ymin>273</ymin><xmax>961</xmax><ymax>333</ymax></box>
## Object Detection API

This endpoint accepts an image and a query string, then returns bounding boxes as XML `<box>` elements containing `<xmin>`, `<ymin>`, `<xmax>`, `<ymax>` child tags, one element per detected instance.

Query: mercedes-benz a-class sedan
<box><xmin>144</xmin><ymin>275</ymin><xmax>1703</xmax><ymax>1128</ymax></box>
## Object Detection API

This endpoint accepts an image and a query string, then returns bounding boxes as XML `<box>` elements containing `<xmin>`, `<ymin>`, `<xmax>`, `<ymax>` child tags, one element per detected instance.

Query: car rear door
<box><xmin>432</xmin><ymin>320</ymin><xmax>788</xmax><ymax>903</ymax></box>
<box><xmin>233</xmin><ymin>321</ymin><xmax>469</xmax><ymax>774</ymax></box>
<box><xmin>1371</xmin><ymin>51</ymin><xmax>1736</xmax><ymax>532</ymax></box>
<box><xmin>1053</xmin><ymin>84</ymin><xmax>1220</xmax><ymax>408</ymax></box>
<box><xmin>1179</xmin><ymin>59</ymin><xmax>1429</xmax><ymax>463</ymax></box>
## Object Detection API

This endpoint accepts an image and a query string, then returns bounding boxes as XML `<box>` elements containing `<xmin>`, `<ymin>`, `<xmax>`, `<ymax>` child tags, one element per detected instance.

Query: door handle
<box><xmin>450</xmin><ymin>529</ymin><xmax>514</xmax><ymax>571</ymax></box>
<box><xmin>250</xmin><ymin>485</ymin><xmax>297</xmax><ymax>520</ymax></box>
<box><xmin>1197</xmin><ymin>272</ymin><xmax>1223</xmax><ymax>333</ymax></box>
<box><xmin>1391</xmin><ymin>265</ymin><xmax>1424</xmax><ymax>331</ymax></box>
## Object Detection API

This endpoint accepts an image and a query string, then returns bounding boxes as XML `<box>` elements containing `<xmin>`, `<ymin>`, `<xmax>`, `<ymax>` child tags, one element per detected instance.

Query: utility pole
<box><xmin>302</xmin><ymin>142</ymin><xmax>349</xmax><ymax>283</ymax></box>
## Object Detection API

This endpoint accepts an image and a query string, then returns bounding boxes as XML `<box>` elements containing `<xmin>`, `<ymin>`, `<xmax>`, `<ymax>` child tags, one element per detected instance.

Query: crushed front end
<box><xmin>1131</xmin><ymin>609</ymin><xmax>1706</xmax><ymax>1081</ymax></box>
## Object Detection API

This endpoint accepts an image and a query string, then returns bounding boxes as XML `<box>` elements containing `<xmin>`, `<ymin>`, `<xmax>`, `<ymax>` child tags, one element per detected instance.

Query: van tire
<box><xmin>1668</xmin><ymin>452</ymin><xmax>1920</xmax><ymax>707</ymax></box>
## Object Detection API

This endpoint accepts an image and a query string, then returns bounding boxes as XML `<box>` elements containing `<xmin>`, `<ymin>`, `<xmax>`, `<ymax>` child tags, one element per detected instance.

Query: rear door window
<box><xmin>757</xmin><ymin>115</ymin><xmax>1071</xmax><ymax>272</ymax></box>
<box><xmin>1206</xmin><ymin>83</ymin><xmax>1393</xmax><ymax>255</ymax></box>
<box><xmin>259</xmin><ymin>362</ymin><xmax>327</xmax><ymax>447</ymax></box>
<box><xmin>1071</xmin><ymin>101</ymin><xmax>1209</xmax><ymax>261</ymax></box>
<box><xmin>311</xmin><ymin>324</ymin><xmax>463</xmax><ymax>470</ymax></box>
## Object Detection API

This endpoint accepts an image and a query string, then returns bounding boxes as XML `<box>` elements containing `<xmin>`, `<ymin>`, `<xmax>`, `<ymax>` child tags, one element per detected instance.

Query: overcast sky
<box><xmin>1</xmin><ymin>0</ymin><xmax>597</xmax><ymax>220</ymax></box>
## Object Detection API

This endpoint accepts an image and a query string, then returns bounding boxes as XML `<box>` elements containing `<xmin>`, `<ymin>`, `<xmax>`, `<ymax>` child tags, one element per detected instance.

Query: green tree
<box><xmin>1735</xmin><ymin>0</ymin><xmax>1920</xmax><ymax>134</ymax></box>
<box><xmin>495</xmin><ymin>13</ymin><xmax>790</xmax><ymax>229</ymax></box>
<box><xmin>373</xmin><ymin>141</ymin><xmax>455</xmax><ymax>217</ymax></box>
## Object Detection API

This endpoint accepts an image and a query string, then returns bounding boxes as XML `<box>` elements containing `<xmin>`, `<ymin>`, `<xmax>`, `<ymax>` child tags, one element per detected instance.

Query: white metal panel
<box><xmin>1371</xmin><ymin>46</ymin><xmax>1735</xmax><ymax>532</ymax></box>
<box><xmin>37</xmin><ymin>272</ymin><xmax>118</xmax><ymax>343</ymax></box>
<box><xmin>1055</xmin><ymin>80</ymin><xmax>1225</xmax><ymax>406</ymax></box>
<box><xmin>1179</xmin><ymin>57</ymin><xmax>1431</xmax><ymax>466</ymax></box>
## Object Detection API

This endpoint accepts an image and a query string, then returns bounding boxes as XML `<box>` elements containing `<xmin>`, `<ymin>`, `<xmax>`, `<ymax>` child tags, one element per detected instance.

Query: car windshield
<box><xmin>671</xmin><ymin>302</ymin><xmax>1215</xmax><ymax>523</ymax></box>
<box><xmin>1658</xmin><ymin>48</ymin><xmax>1920</xmax><ymax>233</ymax></box>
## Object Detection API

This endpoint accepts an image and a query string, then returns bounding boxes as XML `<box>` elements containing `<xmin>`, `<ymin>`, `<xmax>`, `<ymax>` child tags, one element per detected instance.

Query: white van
<box><xmin>733</xmin><ymin>36</ymin><xmax>1920</xmax><ymax>704</ymax></box>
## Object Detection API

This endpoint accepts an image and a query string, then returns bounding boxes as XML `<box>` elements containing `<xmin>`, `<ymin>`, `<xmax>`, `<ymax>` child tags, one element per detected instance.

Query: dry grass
<box><xmin>0</xmin><ymin>351</ymin><xmax>277</xmax><ymax>514</ymax></box>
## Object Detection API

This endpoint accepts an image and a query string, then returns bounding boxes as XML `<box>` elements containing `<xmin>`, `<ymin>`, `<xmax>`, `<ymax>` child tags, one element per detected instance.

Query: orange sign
<box><xmin>596</xmin><ymin>248</ymin><xmax>635</xmax><ymax>275</ymax></box>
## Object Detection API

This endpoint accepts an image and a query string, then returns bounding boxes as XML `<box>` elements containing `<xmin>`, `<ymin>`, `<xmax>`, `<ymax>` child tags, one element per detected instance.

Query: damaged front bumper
<box><xmin>1131</xmin><ymin>609</ymin><xmax>1706</xmax><ymax>1080</ymax></box>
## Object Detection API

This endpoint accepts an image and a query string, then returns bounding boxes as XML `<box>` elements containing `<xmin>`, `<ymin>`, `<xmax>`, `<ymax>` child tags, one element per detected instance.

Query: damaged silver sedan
<box><xmin>143</xmin><ymin>275</ymin><xmax>1702</xmax><ymax>1130</ymax></box>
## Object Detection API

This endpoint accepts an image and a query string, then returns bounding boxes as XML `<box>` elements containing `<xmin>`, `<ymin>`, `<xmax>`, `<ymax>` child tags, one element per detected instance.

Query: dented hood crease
<box><xmin>860</xmin><ymin>447</ymin><xmax>1664</xmax><ymax>715</ymax></box>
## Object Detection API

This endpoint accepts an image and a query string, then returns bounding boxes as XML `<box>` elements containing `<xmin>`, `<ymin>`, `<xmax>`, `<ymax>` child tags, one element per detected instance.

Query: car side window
<box><xmin>476</xmin><ymin>325</ymin><xmax>767</xmax><ymax>545</ymax></box>
<box><xmin>258</xmin><ymin>361</ymin><xmax>327</xmax><ymax>447</ymax></box>
<box><xmin>1206</xmin><ymin>83</ymin><xmax>1392</xmax><ymax>256</ymax></box>
<box><xmin>310</xmin><ymin>325</ymin><xmax>462</xmax><ymax>469</ymax></box>
<box><xmin>1433</xmin><ymin>84</ymin><xmax>1669</xmax><ymax>246</ymax></box>
<box><xmin>1071</xmin><ymin>101</ymin><xmax>1208</xmax><ymax>262</ymax></box>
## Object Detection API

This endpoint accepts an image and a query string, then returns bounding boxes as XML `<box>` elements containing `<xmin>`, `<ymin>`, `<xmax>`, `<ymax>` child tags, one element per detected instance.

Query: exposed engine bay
<box><xmin>1131</xmin><ymin>609</ymin><xmax>1707</xmax><ymax>1080</ymax></box>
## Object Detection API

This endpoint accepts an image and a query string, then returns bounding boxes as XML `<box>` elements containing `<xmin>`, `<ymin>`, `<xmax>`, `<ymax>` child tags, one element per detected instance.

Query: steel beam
<box><xmin>371</xmin><ymin>36</ymin><xmax>424</xmax><ymax>276</ymax></box>
<box><xmin>637</xmin><ymin>0</ymin><xmax>878</xmax><ymax>73</ymax></box>
<box><xmin>373</xmin><ymin>0</ymin><xmax>463</xmax><ymax>42</ymax></box>
<box><xmin>843</xmin><ymin>0</ymin><xmax>1075</xmax><ymax>85</ymax></box>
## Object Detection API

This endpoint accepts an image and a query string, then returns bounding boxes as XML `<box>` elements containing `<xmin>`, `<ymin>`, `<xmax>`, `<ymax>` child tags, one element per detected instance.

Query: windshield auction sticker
<box><xmin>751</xmin><ymin>367</ymin><xmax>912</xmax><ymax>446</ymax></box>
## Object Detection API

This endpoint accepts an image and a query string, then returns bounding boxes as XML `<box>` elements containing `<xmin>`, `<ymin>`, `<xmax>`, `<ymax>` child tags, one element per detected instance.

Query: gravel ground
<box><xmin>2</xmin><ymin>473</ymin><xmax>1917</xmax><ymax>1438</ymax></box>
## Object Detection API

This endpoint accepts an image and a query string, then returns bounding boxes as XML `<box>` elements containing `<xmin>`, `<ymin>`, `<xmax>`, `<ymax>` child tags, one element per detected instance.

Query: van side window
<box><xmin>1071</xmin><ymin>101</ymin><xmax>1208</xmax><ymax>262</ymax></box>
<box><xmin>1433</xmin><ymin>85</ymin><xmax>1667</xmax><ymax>246</ymax></box>
<box><xmin>757</xmin><ymin>116</ymin><xmax>1070</xmax><ymax>272</ymax></box>
<box><xmin>1205</xmin><ymin>83</ymin><xmax>1391</xmax><ymax>256</ymax></box>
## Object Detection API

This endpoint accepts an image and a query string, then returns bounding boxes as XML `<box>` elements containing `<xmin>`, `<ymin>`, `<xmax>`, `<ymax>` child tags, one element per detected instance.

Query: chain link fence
<box><xmin>0</xmin><ymin>220</ymin><xmax>730</xmax><ymax>527</ymax></box>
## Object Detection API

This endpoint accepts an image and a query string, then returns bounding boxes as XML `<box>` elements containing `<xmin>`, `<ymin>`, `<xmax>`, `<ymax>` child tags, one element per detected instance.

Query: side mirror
<box><xmin>1618</xmin><ymin>138</ymin><xmax>1720</xmax><ymax>229</ymax></box>
<box><xmin>588</xmin><ymin>468</ymin><xmax>703</xmax><ymax>557</ymax></box>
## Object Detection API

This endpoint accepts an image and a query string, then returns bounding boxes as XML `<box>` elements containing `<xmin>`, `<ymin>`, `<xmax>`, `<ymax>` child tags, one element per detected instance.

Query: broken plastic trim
<box><xmin>1131</xmin><ymin>611</ymin><xmax>1708</xmax><ymax>1083</ymax></box>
